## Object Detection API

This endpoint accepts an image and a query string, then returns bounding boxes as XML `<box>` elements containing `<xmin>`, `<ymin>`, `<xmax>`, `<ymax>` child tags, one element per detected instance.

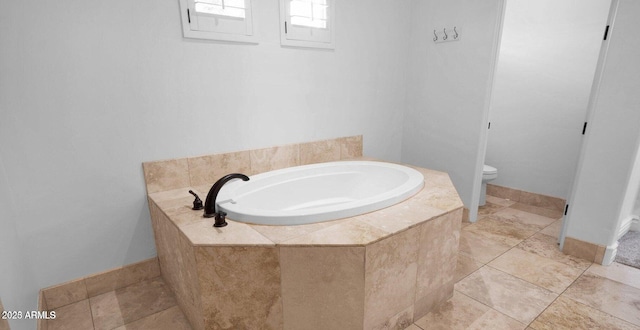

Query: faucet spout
<box><xmin>204</xmin><ymin>173</ymin><xmax>250</xmax><ymax>227</ymax></box>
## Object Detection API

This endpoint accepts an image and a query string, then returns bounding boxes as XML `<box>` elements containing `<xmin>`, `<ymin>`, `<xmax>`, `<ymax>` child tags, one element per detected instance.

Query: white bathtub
<box><xmin>216</xmin><ymin>161</ymin><xmax>425</xmax><ymax>226</ymax></box>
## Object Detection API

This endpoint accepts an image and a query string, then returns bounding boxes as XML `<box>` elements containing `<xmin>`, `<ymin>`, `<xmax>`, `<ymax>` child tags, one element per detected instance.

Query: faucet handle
<box><xmin>213</xmin><ymin>212</ymin><xmax>228</xmax><ymax>227</ymax></box>
<box><xmin>188</xmin><ymin>190</ymin><xmax>204</xmax><ymax>210</ymax></box>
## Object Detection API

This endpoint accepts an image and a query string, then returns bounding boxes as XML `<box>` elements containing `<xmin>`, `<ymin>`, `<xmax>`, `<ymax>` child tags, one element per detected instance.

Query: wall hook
<box><xmin>433</xmin><ymin>30</ymin><xmax>438</xmax><ymax>42</ymax></box>
<box><xmin>453</xmin><ymin>26</ymin><xmax>459</xmax><ymax>39</ymax></box>
<box><xmin>443</xmin><ymin>28</ymin><xmax>448</xmax><ymax>41</ymax></box>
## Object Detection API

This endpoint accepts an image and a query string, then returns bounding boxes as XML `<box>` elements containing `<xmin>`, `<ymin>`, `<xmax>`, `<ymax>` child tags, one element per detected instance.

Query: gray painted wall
<box><xmin>401</xmin><ymin>0</ymin><xmax>505</xmax><ymax>220</ymax></box>
<box><xmin>486</xmin><ymin>0</ymin><xmax>611</xmax><ymax>199</ymax></box>
<box><xmin>566</xmin><ymin>0</ymin><xmax>640</xmax><ymax>247</ymax></box>
<box><xmin>0</xmin><ymin>1</ymin><xmax>411</xmax><ymax>328</ymax></box>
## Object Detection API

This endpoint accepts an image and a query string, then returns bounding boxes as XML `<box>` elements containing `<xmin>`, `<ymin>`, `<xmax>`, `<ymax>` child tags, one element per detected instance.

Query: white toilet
<box><xmin>480</xmin><ymin>165</ymin><xmax>498</xmax><ymax>206</ymax></box>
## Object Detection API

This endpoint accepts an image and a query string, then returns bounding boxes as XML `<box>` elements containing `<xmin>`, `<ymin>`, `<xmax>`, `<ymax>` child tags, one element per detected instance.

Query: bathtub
<box><xmin>216</xmin><ymin>161</ymin><xmax>425</xmax><ymax>225</ymax></box>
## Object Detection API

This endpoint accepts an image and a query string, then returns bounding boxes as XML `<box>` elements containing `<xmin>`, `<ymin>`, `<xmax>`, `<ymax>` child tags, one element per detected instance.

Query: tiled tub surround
<box><xmin>142</xmin><ymin>136</ymin><xmax>365</xmax><ymax>195</ymax></box>
<box><xmin>37</xmin><ymin>193</ymin><xmax>640</xmax><ymax>330</ymax></box>
<box><xmin>143</xmin><ymin>137</ymin><xmax>463</xmax><ymax>329</ymax></box>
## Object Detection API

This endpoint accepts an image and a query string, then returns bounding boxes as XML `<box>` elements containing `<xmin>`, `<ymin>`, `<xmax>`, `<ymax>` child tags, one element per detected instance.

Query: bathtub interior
<box><xmin>216</xmin><ymin>161</ymin><xmax>425</xmax><ymax>225</ymax></box>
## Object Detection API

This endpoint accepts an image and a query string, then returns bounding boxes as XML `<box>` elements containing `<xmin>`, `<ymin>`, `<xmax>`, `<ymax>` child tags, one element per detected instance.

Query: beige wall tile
<box><xmin>594</xmin><ymin>245</ymin><xmax>606</xmax><ymax>264</ymax></box>
<box><xmin>518</xmin><ymin>190</ymin><xmax>566</xmax><ymax>212</ymax></box>
<box><xmin>84</xmin><ymin>258</ymin><xmax>160</xmax><ymax>297</ymax></box>
<box><xmin>562</xmin><ymin>237</ymin><xmax>598</xmax><ymax>263</ymax></box>
<box><xmin>148</xmin><ymin>191</ymin><xmax>195</xmax><ymax>219</ymax></box>
<box><xmin>413</xmin><ymin>280</ymin><xmax>455</xmax><ymax>322</ymax></box>
<box><xmin>187</xmin><ymin>151</ymin><xmax>251</xmax><ymax>186</ymax></box>
<box><xmin>143</xmin><ymin>136</ymin><xmax>358</xmax><ymax>196</ymax></box>
<box><xmin>42</xmin><ymin>279</ymin><xmax>88</xmax><ymax>310</ymax></box>
<box><xmin>179</xmin><ymin>220</ymin><xmax>274</xmax><ymax>246</ymax></box>
<box><xmin>195</xmin><ymin>246</ymin><xmax>282</xmax><ymax>330</ymax></box>
<box><xmin>215</xmin><ymin>150</ymin><xmax>252</xmax><ymax>176</ymax></box>
<box><xmin>184</xmin><ymin>154</ymin><xmax>217</xmax><ymax>188</ymax></box>
<box><xmin>170</xmin><ymin>209</ymin><xmax>207</xmax><ymax>227</ymax></box>
<box><xmin>413</xmin><ymin>210</ymin><xmax>461</xmax><ymax>317</ymax></box>
<box><xmin>251</xmin><ymin>221</ymin><xmax>336</xmax><ymax>244</ymax></box>
<box><xmin>486</xmin><ymin>195</ymin><xmax>517</xmax><ymax>207</ymax></box>
<box><xmin>339</xmin><ymin>135</ymin><xmax>363</xmax><ymax>159</ymax></box>
<box><xmin>299</xmin><ymin>139</ymin><xmax>341</xmax><ymax>165</ymax></box>
<box><xmin>279</xmin><ymin>219</ymin><xmax>390</xmax><ymax>246</ymax></box>
<box><xmin>415</xmin><ymin>210</ymin><xmax>460</xmax><ymax>301</ymax></box>
<box><xmin>487</xmin><ymin>184</ymin><xmax>521</xmax><ymax>202</ymax></box>
<box><xmin>364</xmin><ymin>227</ymin><xmax>420</xmax><ymax>329</ymax></box>
<box><xmin>280</xmin><ymin>246</ymin><xmax>365</xmax><ymax>330</ymax></box>
<box><xmin>413</xmin><ymin>173</ymin><xmax>464</xmax><ymax>212</ymax></box>
<box><xmin>250</xmin><ymin>144</ymin><xmax>299</xmax><ymax>174</ymax></box>
<box><xmin>175</xmin><ymin>231</ymin><xmax>204</xmax><ymax>330</ymax></box>
<box><xmin>151</xmin><ymin>205</ymin><xmax>204</xmax><ymax>330</ymax></box>
<box><xmin>487</xmin><ymin>184</ymin><xmax>566</xmax><ymax>212</ymax></box>
<box><xmin>142</xmin><ymin>158</ymin><xmax>190</xmax><ymax>194</ymax></box>
<box><xmin>357</xmin><ymin>193</ymin><xmax>446</xmax><ymax>235</ymax></box>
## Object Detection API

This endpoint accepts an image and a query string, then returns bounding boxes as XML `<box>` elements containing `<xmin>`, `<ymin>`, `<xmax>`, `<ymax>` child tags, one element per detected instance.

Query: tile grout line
<box><xmin>557</xmin><ymin>271</ymin><xmax>640</xmax><ymax>328</ymax></box>
<box><xmin>452</xmin><ymin>287</ymin><xmax>528</xmax><ymax>328</ymax></box>
<box><xmin>489</xmin><ymin>200</ymin><xmax>607</xmax><ymax>329</ymax></box>
<box><xmin>462</xmin><ymin>201</ymin><xmax>565</xmax><ymax>328</ymax></box>
<box><xmin>497</xmin><ymin>206</ymin><xmax>563</xmax><ymax>328</ymax></box>
<box><xmin>87</xmin><ymin>297</ymin><xmax>96</xmax><ymax>330</ymax></box>
<box><xmin>526</xmin><ymin>262</ymin><xmax>594</xmax><ymax>329</ymax></box>
<box><xmin>440</xmin><ymin>195</ymin><xmax>638</xmax><ymax>329</ymax></box>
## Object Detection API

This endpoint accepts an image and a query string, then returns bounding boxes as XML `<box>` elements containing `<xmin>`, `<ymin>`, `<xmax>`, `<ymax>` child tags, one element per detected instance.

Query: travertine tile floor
<box><xmin>48</xmin><ymin>194</ymin><xmax>640</xmax><ymax>329</ymax></box>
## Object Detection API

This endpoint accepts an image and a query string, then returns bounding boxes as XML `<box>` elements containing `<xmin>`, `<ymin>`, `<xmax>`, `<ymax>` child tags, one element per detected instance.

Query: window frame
<box><xmin>279</xmin><ymin>0</ymin><xmax>336</xmax><ymax>49</ymax></box>
<box><xmin>178</xmin><ymin>0</ymin><xmax>258</xmax><ymax>44</ymax></box>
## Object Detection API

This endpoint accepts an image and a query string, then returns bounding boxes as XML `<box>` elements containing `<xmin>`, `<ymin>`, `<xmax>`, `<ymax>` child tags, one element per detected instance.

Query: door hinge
<box><xmin>187</xmin><ymin>9</ymin><xmax>191</xmax><ymax>23</ymax></box>
<box><xmin>603</xmin><ymin>25</ymin><xmax>610</xmax><ymax>40</ymax></box>
<box><xmin>488</xmin><ymin>122</ymin><xmax>491</xmax><ymax>129</ymax></box>
<box><xmin>285</xmin><ymin>21</ymin><xmax>288</xmax><ymax>33</ymax></box>
<box><xmin>564</xmin><ymin>204</ymin><xmax>569</xmax><ymax>215</ymax></box>
<box><xmin>582</xmin><ymin>122</ymin><xmax>588</xmax><ymax>135</ymax></box>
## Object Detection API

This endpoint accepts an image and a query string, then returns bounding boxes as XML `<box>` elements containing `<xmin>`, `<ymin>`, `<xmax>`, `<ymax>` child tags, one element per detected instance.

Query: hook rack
<box><xmin>433</xmin><ymin>26</ymin><xmax>460</xmax><ymax>43</ymax></box>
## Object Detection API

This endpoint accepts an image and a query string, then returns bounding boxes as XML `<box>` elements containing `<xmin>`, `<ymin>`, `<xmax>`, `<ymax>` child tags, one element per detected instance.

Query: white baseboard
<box><xmin>606</xmin><ymin>217</ymin><xmax>639</xmax><ymax>265</ymax></box>
<box><xmin>618</xmin><ymin>216</ymin><xmax>637</xmax><ymax>239</ymax></box>
<box><xmin>630</xmin><ymin>217</ymin><xmax>640</xmax><ymax>232</ymax></box>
